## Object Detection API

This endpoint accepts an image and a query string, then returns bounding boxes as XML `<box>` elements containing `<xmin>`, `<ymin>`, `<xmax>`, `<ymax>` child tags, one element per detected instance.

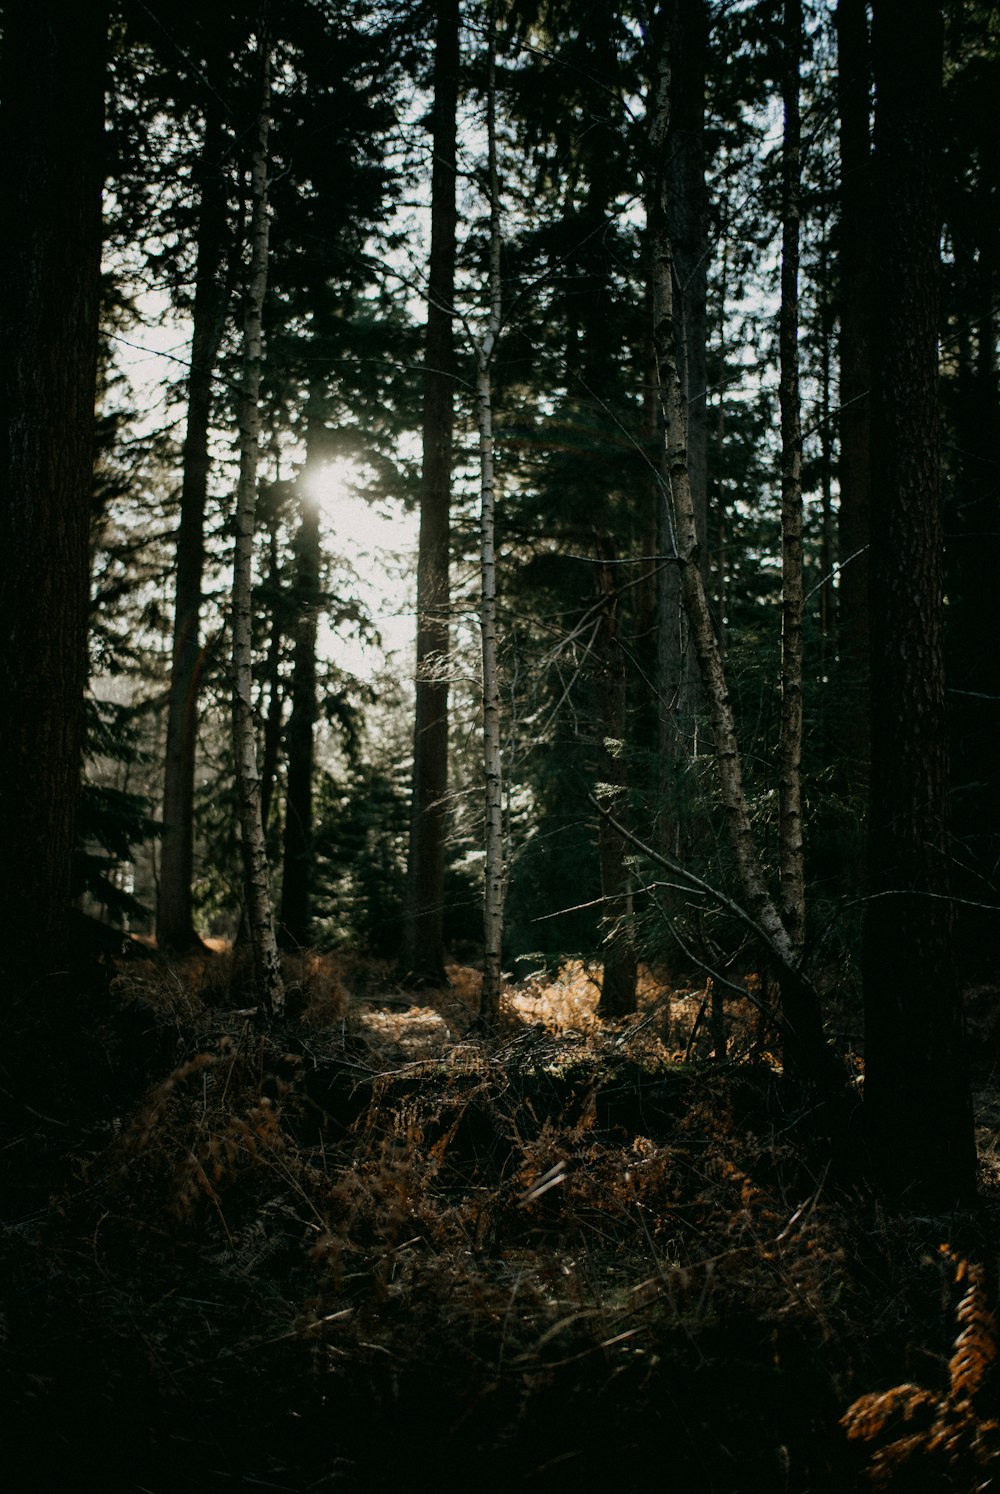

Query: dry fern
<box><xmin>842</xmin><ymin>1246</ymin><xmax>999</xmax><ymax>1489</ymax></box>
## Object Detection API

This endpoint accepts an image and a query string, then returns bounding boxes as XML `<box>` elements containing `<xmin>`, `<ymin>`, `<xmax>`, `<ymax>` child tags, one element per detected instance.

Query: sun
<box><xmin>303</xmin><ymin>458</ymin><xmax>418</xmax><ymax>679</ymax></box>
<box><xmin>305</xmin><ymin>457</ymin><xmax>402</xmax><ymax>562</ymax></box>
<box><xmin>305</xmin><ymin>457</ymin><xmax>359</xmax><ymax>519</ymax></box>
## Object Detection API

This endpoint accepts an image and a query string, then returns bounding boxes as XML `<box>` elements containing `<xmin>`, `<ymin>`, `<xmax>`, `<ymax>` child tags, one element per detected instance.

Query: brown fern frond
<box><xmin>841</xmin><ymin>1384</ymin><xmax>937</xmax><ymax>1443</ymax></box>
<box><xmin>867</xmin><ymin>1431</ymin><xmax>938</xmax><ymax>1490</ymax></box>
<box><xmin>948</xmin><ymin>1259</ymin><xmax>997</xmax><ymax>1403</ymax></box>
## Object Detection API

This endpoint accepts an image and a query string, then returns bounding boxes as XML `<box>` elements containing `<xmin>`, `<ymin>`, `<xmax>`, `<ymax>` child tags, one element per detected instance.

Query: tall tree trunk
<box><xmin>231</xmin><ymin>36</ymin><xmax>284</xmax><ymax>1019</ymax></box>
<box><xmin>656</xmin><ymin>0</ymin><xmax>708</xmax><ymax>850</ymax></box>
<box><xmin>258</xmin><ymin>517</ymin><xmax>286</xmax><ymax>839</ymax></box>
<box><xmin>665</xmin><ymin>0</ymin><xmax>709</xmax><ymax>560</ymax></box>
<box><xmin>816</xmin><ymin>184</ymin><xmax>837</xmax><ymax>695</ymax></box>
<box><xmin>157</xmin><ymin>86</ymin><xmax>231</xmax><ymax>954</ymax></box>
<box><xmin>403</xmin><ymin>0</ymin><xmax>459</xmax><ymax>986</ymax></box>
<box><xmin>279</xmin><ymin>434</ymin><xmax>321</xmax><ymax>951</ymax></box>
<box><xmin>714</xmin><ymin>223</ymin><xmax>729</xmax><ymax>655</ymax></box>
<box><xmin>777</xmin><ymin>0</ymin><xmax>806</xmax><ymax>954</ymax></box>
<box><xmin>863</xmin><ymin>0</ymin><xmax>975</xmax><ymax>1206</ymax></box>
<box><xmin>596</xmin><ymin>546</ymin><xmax>638</xmax><ymax>1017</ymax></box>
<box><xmin>477</xmin><ymin>8</ymin><xmax>504</xmax><ymax>1030</ymax></box>
<box><xmin>647</xmin><ymin>11</ymin><xmax>837</xmax><ymax>1089</ymax></box>
<box><xmin>0</xmin><ymin>2</ymin><xmax>106</xmax><ymax>995</ymax></box>
<box><xmin>835</xmin><ymin>0</ymin><xmax>872</xmax><ymax>798</ymax></box>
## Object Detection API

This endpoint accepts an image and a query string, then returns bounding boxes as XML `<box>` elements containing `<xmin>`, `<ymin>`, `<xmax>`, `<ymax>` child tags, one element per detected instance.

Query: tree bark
<box><xmin>777</xmin><ymin>0</ymin><xmax>806</xmax><ymax>954</ymax></box>
<box><xmin>477</xmin><ymin>8</ymin><xmax>505</xmax><ymax>1030</ymax></box>
<box><xmin>863</xmin><ymin>0</ymin><xmax>975</xmax><ymax>1206</ymax></box>
<box><xmin>279</xmin><ymin>441</ymin><xmax>322</xmax><ymax>951</ymax></box>
<box><xmin>157</xmin><ymin>85</ymin><xmax>231</xmax><ymax>954</ymax></box>
<box><xmin>258</xmin><ymin>517</ymin><xmax>286</xmax><ymax>839</ymax></box>
<box><xmin>403</xmin><ymin>0</ymin><xmax>459</xmax><ymax>986</ymax></box>
<box><xmin>230</xmin><ymin>36</ymin><xmax>284</xmax><ymax>1020</ymax></box>
<box><xmin>655</xmin><ymin>0</ymin><xmax>708</xmax><ymax>868</ymax></box>
<box><xmin>596</xmin><ymin>546</ymin><xmax>638</xmax><ymax>1017</ymax></box>
<box><xmin>665</xmin><ymin>0</ymin><xmax>709</xmax><ymax>562</ymax></box>
<box><xmin>835</xmin><ymin>0</ymin><xmax>873</xmax><ymax>797</ymax></box>
<box><xmin>0</xmin><ymin>2</ymin><xmax>106</xmax><ymax>994</ymax></box>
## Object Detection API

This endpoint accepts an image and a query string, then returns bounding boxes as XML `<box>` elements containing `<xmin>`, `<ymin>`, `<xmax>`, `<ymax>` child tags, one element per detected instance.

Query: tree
<box><xmin>0</xmin><ymin>2</ymin><xmax>107</xmax><ymax>994</ymax></box>
<box><xmin>777</xmin><ymin>0</ymin><xmax>805</xmax><ymax>954</ymax></box>
<box><xmin>835</xmin><ymin>0</ymin><xmax>872</xmax><ymax>797</ymax></box>
<box><xmin>157</xmin><ymin>42</ymin><xmax>235</xmax><ymax>953</ymax></box>
<box><xmin>862</xmin><ymin>0</ymin><xmax>975</xmax><ymax>1206</ymax></box>
<box><xmin>477</xmin><ymin>3</ymin><xmax>505</xmax><ymax>1030</ymax></box>
<box><xmin>230</xmin><ymin>31</ymin><xmax>285</xmax><ymax>1018</ymax></box>
<box><xmin>594</xmin><ymin>545</ymin><xmax>639</xmax><ymax>1018</ymax></box>
<box><xmin>279</xmin><ymin>427</ymin><xmax>322</xmax><ymax>950</ymax></box>
<box><xmin>404</xmin><ymin>0</ymin><xmax>460</xmax><ymax>986</ymax></box>
<box><xmin>646</xmin><ymin>2</ymin><xmax>838</xmax><ymax>1090</ymax></box>
<box><xmin>657</xmin><ymin>0</ymin><xmax>708</xmax><ymax>844</ymax></box>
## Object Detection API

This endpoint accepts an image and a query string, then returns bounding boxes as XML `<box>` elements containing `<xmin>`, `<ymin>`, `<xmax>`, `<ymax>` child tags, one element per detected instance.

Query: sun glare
<box><xmin>306</xmin><ymin>459</ymin><xmax>417</xmax><ymax>680</ymax></box>
<box><xmin>306</xmin><ymin>457</ymin><xmax>357</xmax><ymax>517</ymax></box>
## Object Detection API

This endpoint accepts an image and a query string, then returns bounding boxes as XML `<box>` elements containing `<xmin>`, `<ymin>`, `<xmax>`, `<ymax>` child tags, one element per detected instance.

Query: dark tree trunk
<box><xmin>777</xmin><ymin>0</ymin><xmax>805</xmax><ymax>954</ymax></box>
<box><xmin>656</xmin><ymin>0</ymin><xmax>708</xmax><ymax>855</ymax></box>
<box><xmin>157</xmin><ymin>88</ymin><xmax>231</xmax><ymax>953</ymax></box>
<box><xmin>0</xmin><ymin>2</ymin><xmax>106</xmax><ymax>994</ymax></box>
<box><xmin>943</xmin><ymin>25</ymin><xmax>1000</xmax><ymax>965</ymax></box>
<box><xmin>665</xmin><ymin>0</ymin><xmax>709</xmax><ymax>557</ymax></box>
<box><xmin>279</xmin><ymin>465</ymin><xmax>321</xmax><ymax>951</ymax></box>
<box><xmin>403</xmin><ymin>0</ymin><xmax>459</xmax><ymax>986</ymax></box>
<box><xmin>596</xmin><ymin>548</ymin><xmax>638</xmax><ymax>1018</ymax></box>
<box><xmin>863</xmin><ymin>0</ymin><xmax>976</xmax><ymax>1207</ymax></box>
<box><xmin>835</xmin><ymin>0</ymin><xmax>873</xmax><ymax>798</ymax></box>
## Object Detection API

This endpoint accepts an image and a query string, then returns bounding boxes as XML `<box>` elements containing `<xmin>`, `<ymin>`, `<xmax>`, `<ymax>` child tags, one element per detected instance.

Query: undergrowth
<box><xmin>1</xmin><ymin>952</ymin><xmax>997</xmax><ymax>1493</ymax></box>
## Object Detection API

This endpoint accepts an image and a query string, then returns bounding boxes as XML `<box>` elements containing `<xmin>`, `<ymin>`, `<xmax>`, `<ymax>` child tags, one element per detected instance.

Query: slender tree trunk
<box><xmin>863</xmin><ymin>0</ymin><xmax>975</xmax><ymax>1206</ymax></box>
<box><xmin>596</xmin><ymin>546</ymin><xmax>638</xmax><ymax>1017</ymax></box>
<box><xmin>279</xmin><ymin>437</ymin><xmax>321</xmax><ymax>951</ymax></box>
<box><xmin>817</xmin><ymin>208</ymin><xmax>837</xmax><ymax>686</ymax></box>
<box><xmin>647</xmin><ymin>14</ymin><xmax>837</xmax><ymax>1088</ymax></box>
<box><xmin>230</xmin><ymin>37</ymin><xmax>284</xmax><ymax>1019</ymax></box>
<box><xmin>158</xmin><ymin>88</ymin><xmax>231</xmax><ymax>954</ymax></box>
<box><xmin>714</xmin><ymin>225</ymin><xmax>729</xmax><ymax>655</ymax></box>
<box><xmin>777</xmin><ymin>0</ymin><xmax>806</xmax><ymax>954</ymax></box>
<box><xmin>258</xmin><ymin>517</ymin><xmax>286</xmax><ymax>840</ymax></box>
<box><xmin>835</xmin><ymin>0</ymin><xmax>872</xmax><ymax>798</ymax></box>
<box><xmin>403</xmin><ymin>0</ymin><xmax>459</xmax><ymax>986</ymax></box>
<box><xmin>477</xmin><ymin>9</ymin><xmax>504</xmax><ymax>1030</ymax></box>
<box><xmin>0</xmin><ymin>2</ymin><xmax>106</xmax><ymax>995</ymax></box>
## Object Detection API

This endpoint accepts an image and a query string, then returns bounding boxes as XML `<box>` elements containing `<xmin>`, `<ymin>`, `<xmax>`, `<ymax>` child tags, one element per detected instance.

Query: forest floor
<box><xmin>2</xmin><ymin>947</ymin><xmax>1000</xmax><ymax>1494</ymax></box>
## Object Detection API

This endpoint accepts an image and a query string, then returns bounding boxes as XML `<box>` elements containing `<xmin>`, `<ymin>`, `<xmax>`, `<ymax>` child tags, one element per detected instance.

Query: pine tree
<box><xmin>0</xmin><ymin>2</ymin><xmax>107</xmax><ymax>994</ymax></box>
<box><xmin>862</xmin><ymin>0</ymin><xmax>976</xmax><ymax>1206</ymax></box>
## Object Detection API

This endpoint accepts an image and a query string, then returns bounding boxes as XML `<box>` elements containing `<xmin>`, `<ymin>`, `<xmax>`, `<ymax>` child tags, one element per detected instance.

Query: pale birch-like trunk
<box><xmin>230</xmin><ymin>37</ymin><xmax>284</xmax><ymax>1020</ymax></box>
<box><xmin>647</xmin><ymin>13</ymin><xmax>835</xmax><ymax>1086</ymax></box>
<box><xmin>777</xmin><ymin>0</ymin><xmax>806</xmax><ymax>953</ymax></box>
<box><xmin>477</xmin><ymin>11</ymin><xmax>504</xmax><ymax>1029</ymax></box>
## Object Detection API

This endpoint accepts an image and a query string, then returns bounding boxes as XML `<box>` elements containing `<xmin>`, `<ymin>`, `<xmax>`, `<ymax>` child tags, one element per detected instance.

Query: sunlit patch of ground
<box><xmin>356</xmin><ymin>1003</ymin><xmax>453</xmax><ymax>1062</ymax></box>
